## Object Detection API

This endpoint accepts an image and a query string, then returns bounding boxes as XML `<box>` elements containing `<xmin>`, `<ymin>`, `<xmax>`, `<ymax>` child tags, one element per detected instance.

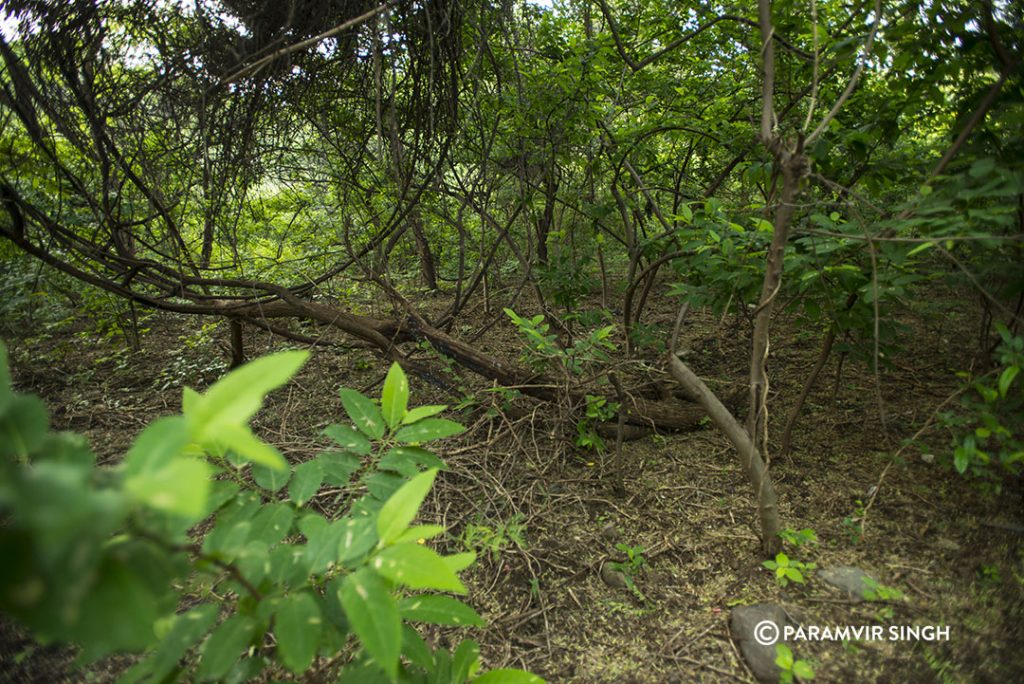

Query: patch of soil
<box><xmin>2</xmin><ymin>282</ymin><xmax>1022</xmax><ymax>683</ymax></box>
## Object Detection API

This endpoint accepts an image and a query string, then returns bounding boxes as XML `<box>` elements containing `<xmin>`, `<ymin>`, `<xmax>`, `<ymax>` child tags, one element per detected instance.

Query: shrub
<box><xmin>0</xmin><ymin>345</ymin><xmax>541</xmax><ymax>683</ymax></box>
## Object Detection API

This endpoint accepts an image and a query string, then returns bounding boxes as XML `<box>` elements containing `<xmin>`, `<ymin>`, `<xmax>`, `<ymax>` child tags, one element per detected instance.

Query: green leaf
<box><xmin>275</xmin><ymin>591</ymin><xmax>322</xmax><ymax>674</ymax></box>
<box><xmin>187</xmin><ymin>351</ymin><xmax>308</xmax><ymax>438</ymax></box>
<box><xmin>793</xmin><ymin>660</ymin><xmax>816</xmax><ymax>679</ymax></box>
<box><xmin>442</xmin><ymin>552</ymin><xmax>476</xmax><ymax>574</ymax></box>
<box><xmin>398</xmin><ymin>595</ymin><xmax>484</xmax><ymax>627</ymax></box>
<box><xmin>364</xmin><ymin>471</ymin><xmax>404</xmax><ymax>501</ymax></box>
<box><xmin>394</xmin><ymin>419</ymin><xmax>465</xmax><ymax>444</ymax></box>
<box><xmin>401</xmin><ymin>624</ymin><xmax>434</xmax><ymax>670</ymax></box>
<box><xmin>473</xmin><ymin>669</ymin><xmax>546</xmax><ymax>683</ymax></box>
<box><xmin>180</xmin><ymin>386</ymin><xmax>201</xmax><ymax>415</ymax></box>
<box><xmin>289</xmin><ymin>459</ymin><xmax>323</xmax><ymax>507</ymax></box>
<box><xmin>392</xmin><ymin>524</ymin><xmax>445</xmax><ymax>545</ymax></box>
<box><xmin>371</xmin><ymin>543</ymin><xmax>467</xmax><ymax>593</ymax></box>
<box><xmin>401</xmin><ymin>404</ymin><xmax>448</xmax><ymax>425</ymax></box>
<box><xmin>998</xmin><ymin>366</ymin><xmax>1019</xmax><ymax>398</ymax></box>
<box><xmin>775</xmin><ymin>643</ymin><xmax>794</xmax><ymax>669</ymax></box>
<box><xmin>337</xmin><ymin>516</ymin><xmax>379</xmax><ymax>565</ymax></box>
<box><xmin>338</xmin><ymin>389</ymin><xmax>385</xmax><ymax>440</ymax></box>
<box><xmin>338</xmin><ymin>568</ymin><xmax>401</xmax><ymax>680</ymax></box>
<box><xmin>216</xmin><ymin>424</ymin><xmax>288</xmax><ymax>470</ymax></box>
<box><xmin>123</xmin><ymin>456</ymin><xmax>211</xmax><ymax>520</ymax></box>
<box><xmin>302</xmin><ymin>517</ymin><xmax>348</xmax><ymax>575</ymax></box>
<box><xmin>378</xmin><ymin>447</ymin><xmax>447</xmax><ymax>476</ymax></box>
<box><xmin>0</xmin><ymin>394</ymin><xmax>49</xmax><ymax>462</ymax></box>
<box><xmin>954</xmin><ymin>446</ymin><xmax>969</xmax><ymax>474</ymax></box>
<box><xmin>323</xmin><ymin>424</ymin><xmax>372</xmax><ymax>455</ymax></box>
<box><xmin>381</xmin><ymin>363</ymin><xmax>409</xmax><ymax>430</ymax></box>
<box><xmin>253</xmin><ymin>461</ymin><xmax>292</xmax><ymax>492</ymax></box>
<box><xmin>122</xmin><ymin>416</ymin><xmax>189</xmax><ymax>474</ymax></box>
<box><xmin>318</xmin><ymin>450</ymin><xmax>362</xmax><ymax>485</ymax></box>
<box><xmin>376</xmin><ymin>468</ymin><xmax>438</xmax><ymax>545</ymax></box>
<box><xmin>452</xmin><ymin>639</ymin><xmax>481</xmax><ymax>682</ymax></box>
<box><xmin>906</xmin><ymin>241</ymin><xmax>934</xmax><ymax>257</ymax></box>
<box><xmin>139</xmin><ymin>604</ymin><xmax>219</xmax><ymax>683</ymax></box>
<box><xmin>197</xmin><ymin>613</ymin><xmax>258</xmax><ymax>682</ymax></box>
<box><xmin>268</xmin><ymin>544</ymin><xmax>311</xmax><ymax>586</ymax></box>
<box><xmin>248</xmin><ymin>503</ymin><xmax>295</xmax><ymax>547</ymax></box>
<box><xmin>235</xmin><ymin>540</ymin><xmax>271</xmax><ymax>585</ymax></box>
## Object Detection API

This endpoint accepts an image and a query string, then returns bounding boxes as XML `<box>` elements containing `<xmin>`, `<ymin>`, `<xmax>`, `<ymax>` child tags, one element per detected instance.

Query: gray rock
<box><xmin>730</xmin><ymin>603</ymin><xmax>787</xmax><ymax>683</ymax></box>
<box><xmin>819</xmin><ymin>565</ymin><xmax>875</xmax><ymax>601</ymax></box>
<box><xmin>600</xmin><ymin>562</ymin><xmax>631</xmax><ymax>590</ymax></box>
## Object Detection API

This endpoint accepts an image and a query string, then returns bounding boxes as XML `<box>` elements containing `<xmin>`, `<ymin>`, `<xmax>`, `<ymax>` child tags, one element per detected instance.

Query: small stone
<box><xmin>819</xmin><ymin>566</ymin><xmax>875</xmax><ymax>602</ymax></box>
<box><xmin>600</xmin><ymin>522</ymin><xmax>619</xmax><ymax>543</ymax></box>
<box><xmin>730</xmin><ymin>603</ymin><xmax>788</xmax><ymax>683</ymax></box>
<box><xmin>600</xmin><ymin>562</ymin><xmax>630</xmax><ymax>590</ymax></box>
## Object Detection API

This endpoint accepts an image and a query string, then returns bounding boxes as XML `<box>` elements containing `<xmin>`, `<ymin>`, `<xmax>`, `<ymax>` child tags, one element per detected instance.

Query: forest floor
<box><xmin>2</xmin><ymin>282</ymin><xmax>1023</xmax><ymax>683</ymax></box>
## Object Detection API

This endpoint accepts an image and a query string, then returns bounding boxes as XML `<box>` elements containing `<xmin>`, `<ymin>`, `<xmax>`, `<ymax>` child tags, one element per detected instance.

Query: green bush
<box><xmin>940</xmin><ymin>324</ymin><xmax>1024</xmax><ymax>486</ymax></box>
<box><xmin>0</xmin><ymin>345</ymin><xmax>542</xmax><ymax>683</ymax></box>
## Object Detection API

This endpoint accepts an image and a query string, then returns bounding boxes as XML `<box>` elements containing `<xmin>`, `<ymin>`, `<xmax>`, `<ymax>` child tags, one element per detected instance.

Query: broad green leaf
<box><xmin>323</xmin><ymin>424</ymin><xmax>371</xmax><ymax>455</ymax></box>
<box><xmin>401</xmin><ymin>624</ymin><xmax>434</xmax><ymax>670</ymax></box>
<box><xmin>392</xmin><ymin>524</ymin><xmax>445</xmax><ymax>545</ymax></box>
<box><xmin>338</xmin><ymin>389</ymin><xmax>385</xmax><ymax>440</ymax></box>
<box><xmin>202</xmin><ymin>480</ymin><xmax>241</xmax><ymax>518</ymax></box>
<box><xmin>133</xmin><ymin>604</ymin><xmax>218</xmax><ymax>683</ymax></box>
<box><xmin>197</xmin><ymin>613</ymin><xmax>258</xmax><ymax>682</ymax></box>
<box><xmin>793</xmin><ymin>660</ymin><xmax>816</xmax><ymax>679</ymax></box>
<box><xmin>248</xmin><ymin>503</ymin><xmax>295</xmax><ymax>547</ymax></box>
<box><xmin>303</xmin><ymin>517</ymin><xmax>349</xmax><ymax>575</ymax></box>
<box><xmin>906</xmin><ymin>241</ymin><xmax>934</xmax><ymax>257</ymax></box>
<box><xmin>336</xmin><ymin>660</ymin><xmax>393</xmax><ymax>684</ymax></box>
<box><xmin>954</xmin><ymin>447</ymin><xmax>969</xmax><ymax>474</ymax></box>
<box><xmin>998</xmin><ymin>366</ymin><xmax>1019</xmax><ymax>398</ymax></box>
<box><xmin>452</xmin><ymin>639</ymin><xmax>481</xmax><ymax>682</ymax></box>
<box><xmin>188</xmin><ymin>351</ymin><xmax>308</xmax><ymax>437</ymax></box>
<box><xmin>235</xmin><ymin>540</ymin><xmax>271</xmax><ymax>585</ymax></box>
<box><xmin>394</xmin><ymin>419</ymin><xmax>465</xmax><ymax>444</ymax></box>
<box><xmin>442</xmin><ymin>552</ymin><xmax>476</xmax><ymax>574</ymax></box>
<box><xmin>216</xmin><ymin>424</ymin><xmax>287</xmax><ymax>470</ymax></box>
<box><xmin>123</xmin><ymin>417</ymin><xmax>189</xmax><ymax>476</ymax></box>
<box><xmin>338</xmin><ymin>568</ymin><xmax>401</xmax><ymax>680</ymax></box>
<box><xmin>775</xmin><ymin>643</ymin><xmax>795</xmax><ymax>668</ymax></box>
<box><xmin>123</xmin><ymin>456</ymin><xmax>211</xmax><ymax>520</ymax></box>
<box><xmin>378</xmin><ymin>447</ymin><xmax>447</xmax><ymax>476</ymax></box>
<box><xmin>364</xmin><ymin>471</ymin><xmax>405</xmax><ymax>501</ymax></box>
<box><xmin>380</xmin><ymin>363</ymin><xmax>409</xmax><ymax>430</ymax></box>
<box><xmin>275</xmin><ymin>591</ymin><xmax>322</xmax><ymax>674</ymax></box>
<box><xmin>473</xmin><ymin>669</ymin><xmax>546</xmax><ymax>683</ymax></box>
<box><xmin>289</xmin><ymin>459</ymin><xmax>323</xmax><ymax>507</ymax></box>
<box><xmin>207</xmin><ymin>520</ymin><xmax>252</xmax><ymax>560</ymax></box>
<box><xmin>401</xmin><ymin>404</ymin><xmax>448</xmax><ymax>425</ymax></box>
<box><xmin>268</xmin><ymin>544</ymin><xmax>311</xmax><ymax>586</ymax></box>
<box><xmin>371</xmin><ymin>543</ymin><xmax>467</xmax><ymax>593</ymax></box>
<box><xmin>182</xmin><ymin>386</ymin><xmax>201</xmax><ymax>415</ymax></box>
<box><xmin>337</xmin><ymin>516</ymin><xmax>378</xmax><ymax>565</ymax></box>
<box><xmin>203</xmin><ymin>491</ymin><xmax>261</xmax><ymax>555</ymax></box>
<box><xmin>253</xmin><ymin>461</ymin><xmax>292</xmax><ymax>492</ymax></box>
<box><xmin>318</xmin><ymin>450</ymin><xmax>362</xmax><ymax>485</ymax></box>
<box><xmin>0</xmin><ymin>394</ymin><xmax>48</xmax><ymax>462</ymax></box>
<box><xmin>376</xmin><ymin>468</ymin><xmax>438</xmax><ymax>545</ymax></box>
<box><xmin>398</xmin><ymin>595</ymin><xmax>484</xmax><ymax>627</ymax></box>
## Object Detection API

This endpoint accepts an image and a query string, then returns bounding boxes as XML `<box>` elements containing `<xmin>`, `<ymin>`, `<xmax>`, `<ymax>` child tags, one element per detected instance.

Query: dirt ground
<box><xmin>1</xmin><ymin>283</ymin><xmax>1023</xmax><ymax>683</ymax></box>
